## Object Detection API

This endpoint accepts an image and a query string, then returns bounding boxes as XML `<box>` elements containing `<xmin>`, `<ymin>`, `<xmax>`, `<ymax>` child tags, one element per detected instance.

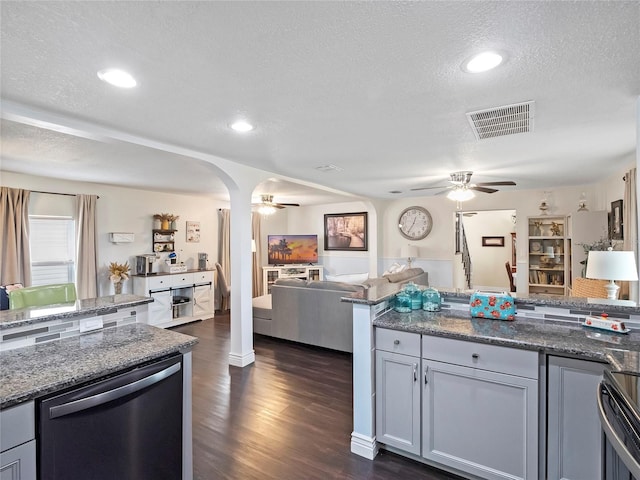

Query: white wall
<box><xmin>2</xmin><ymin>172</ymin><xmax>224</xmax><ymax>295</ymax></box>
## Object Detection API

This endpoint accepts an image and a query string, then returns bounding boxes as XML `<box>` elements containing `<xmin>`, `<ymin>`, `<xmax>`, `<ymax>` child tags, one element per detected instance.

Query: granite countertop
<box><xmin>343</xmin><ymin>284</ymin><xmax>640</xmax><ymax>316</ymax></box>
<box><xmin>0</xmin><ymin>294</ymin><xmax>153</xmax><ymax>330</ymax></box>
<box><xmin>0</xmin><ymin>322</ymin><xmax>197</xmax><ymax>409</ymax></box>
<box><xmin>374</xmin><ymin>309</ymin><xmax>640</xmax><ymax>372</ymax></box>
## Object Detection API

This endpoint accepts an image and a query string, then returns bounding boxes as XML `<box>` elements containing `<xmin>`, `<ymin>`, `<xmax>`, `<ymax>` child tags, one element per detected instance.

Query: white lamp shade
<box><xmin>401</xmin><ymin>245</ymin><xmax>419</xmax><ymax>259</ymax></box>
<box><xmin>447</xmin><ymin>188</ymin><xmax>475</xmax><ymax>202</ymax></box>
<box><xmin>586</xmin><ymin>250</ymin><xmax>639</xmax><ymax>281</ymax></box>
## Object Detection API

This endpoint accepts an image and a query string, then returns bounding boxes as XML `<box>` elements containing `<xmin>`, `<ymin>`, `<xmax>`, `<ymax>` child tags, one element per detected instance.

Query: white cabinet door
<box><xmin>148</xmin><ymin>290</ymin><xmax>172</xmax><ymax>326</ymax></box>
<box><xmin>193</xmin><ymin>284</ymin><xmax>213</xmax><ymax>318</ymax></box>
<box><xmin>547</xmin><ymin>356</ymin><xmax>606</xmax><ymax>480</ymax></box>
<box><xmin>422</xmin><ymin>359</ymin><xmax>538</xmax><ymax>480</ymax></box>
<box><xmin>375</xmin><ymin>350</ymin><xmax>420</xmax><ymax>455</ymax></box>
<box><xmin>0</xmin><ymin>440</ymin><xmax>36</xmax><ymax>480</ymax></box>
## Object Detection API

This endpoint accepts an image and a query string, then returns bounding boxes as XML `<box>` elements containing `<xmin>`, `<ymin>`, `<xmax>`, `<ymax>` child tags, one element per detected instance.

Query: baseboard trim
<box><xmin>228</xmin><ymin>350</ymin><xmax>255</xmax><ymax>367</ymax></box>
<box><xmin>351</xmin><ymin>432</ymin><xmax>379</xmax><ymax>460</ymax></box>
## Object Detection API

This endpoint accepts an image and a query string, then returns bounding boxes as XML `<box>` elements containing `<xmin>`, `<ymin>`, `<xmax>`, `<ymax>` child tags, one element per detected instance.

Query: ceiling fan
<box><xmin>411</xmin><ymin>171</ymin><xmax>516</xmax><ymax>201</ymax></box>
<box><xmin>252</xmin><ymin>194</ymin><xmax>300</xmax><ymax>214</ymax></box>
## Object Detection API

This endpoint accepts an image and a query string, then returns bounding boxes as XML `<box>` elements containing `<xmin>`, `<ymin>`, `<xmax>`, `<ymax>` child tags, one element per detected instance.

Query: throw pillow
<box><xmin>324</xmin><ymin>272</ymin><xmax>369</xmax><ymax>284</ymax></box>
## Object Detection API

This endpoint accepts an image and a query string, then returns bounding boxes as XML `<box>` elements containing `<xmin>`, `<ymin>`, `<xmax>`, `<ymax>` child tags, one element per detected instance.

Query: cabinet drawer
<box><xmin>171</xmin><ymin>273</ymin><xmax>194</xmax><ymax>287</ymax></box>
<box><xmin>376</xmin><ymin>328</ymin><xmax>420</xmax><ymax>357</ymax></box>
<box><xmin>193</xmin><ymin>271</ymin><xmax>213</xmax><ymax>284</ymax></box>
<box><xmin>422</xmin><ymin>335</ymin><xmax>538</xmax><ymax>379</ymax></box>
<box><xmin>147</xmin><ymin>276</ymin><xmax>172</xmax><ymax>290</ymax></box>
<box><xmin>0</xmin><ymin>402</ymin><xmax>34</xmax><ymax>452</ymax></box>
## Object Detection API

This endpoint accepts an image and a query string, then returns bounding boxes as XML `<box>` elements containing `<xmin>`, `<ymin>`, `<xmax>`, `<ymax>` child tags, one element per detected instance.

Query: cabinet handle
<box><xmin>413</xmin><ymin>363</ymin><xmax>417</xmax><ymax>382</ymax></box>
<box><xmin>424</xmin><ymin>365</ymin><xmax>429</xmax><ymax>385</ymax></box>
<box><xmin>472</xmin><ymin>353</ymin><xmax>479</xmax><ymax>360</ymax></box>
<box><xmin>393</xmin><ymin>339</ymin><xmax>400</xmax><ymax>345</ymax></box>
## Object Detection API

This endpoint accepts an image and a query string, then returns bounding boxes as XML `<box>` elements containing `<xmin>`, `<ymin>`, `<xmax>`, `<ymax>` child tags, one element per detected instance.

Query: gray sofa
<box><xmin>252</xmin><ymin>267</ymin><xmax>428</xmax><ymax>352</ymax></box>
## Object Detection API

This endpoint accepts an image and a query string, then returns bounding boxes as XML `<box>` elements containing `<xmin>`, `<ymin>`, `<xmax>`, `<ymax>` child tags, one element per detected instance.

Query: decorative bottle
<box><xmin>422</xmin><ymin>287</ymin><xmax>441</xmax><ymax>312</ymax></box>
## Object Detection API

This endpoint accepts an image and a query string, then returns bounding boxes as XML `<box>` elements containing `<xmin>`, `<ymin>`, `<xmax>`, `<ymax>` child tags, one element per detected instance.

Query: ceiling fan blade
<box><xmin>434</xmin><ymin>188</ymin><xmax>451</xmax><ymax>196</ymax></box>
<box><xmin>275</xmin><ymin>202</ymin><xmax>300</xmax><ymax>207</ymax></box>
<box><xmin>410</xmin><ymin>185</ymin><xmax>449</xmax><ymax>191</ymax></box>
<box><xmin>475</xmin><ymin>181</ymin><xmax>516</xmax><ymax>186</ymax></box>
<box><xmin>470</xmin><ymin>186</ymin><xmax>499</xmax><ymax>194</ymax></box>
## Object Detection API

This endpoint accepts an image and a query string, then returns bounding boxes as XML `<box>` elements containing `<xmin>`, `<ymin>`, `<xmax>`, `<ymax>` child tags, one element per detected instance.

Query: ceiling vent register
<box><xmin>466</xmin><ymin>101</ymin><xmax>535</xmax><ymax>140</ymax></box>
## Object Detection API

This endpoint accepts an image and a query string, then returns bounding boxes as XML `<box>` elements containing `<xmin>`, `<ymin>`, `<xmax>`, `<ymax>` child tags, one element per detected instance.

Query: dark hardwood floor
<box><xmin>174</xmin><ymin>313</ymin><xmax>462</xmax><ymax>480</ymax></box>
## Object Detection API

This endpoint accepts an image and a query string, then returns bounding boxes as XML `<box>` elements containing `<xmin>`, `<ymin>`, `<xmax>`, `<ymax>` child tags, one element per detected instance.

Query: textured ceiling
<box><xmin>1</xmin><ymin>1</ymin><xmax>638</xmax><ymax>203</ymax></box>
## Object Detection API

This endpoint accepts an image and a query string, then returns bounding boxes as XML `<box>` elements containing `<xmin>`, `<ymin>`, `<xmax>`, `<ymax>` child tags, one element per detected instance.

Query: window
<box><xmin>29</xmin><ymin>216</ymin><xmax>75</xmax><ymax>286</ymax></box>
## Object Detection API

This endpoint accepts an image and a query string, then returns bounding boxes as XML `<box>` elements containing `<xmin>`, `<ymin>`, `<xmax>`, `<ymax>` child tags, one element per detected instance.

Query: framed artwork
<box><xmin>324</xmin><ymin>212</ymin><xmax>368</xmax><ymax>251</ymax></box>
<box><xmin>186</xmin><ymin>221</ymin><xmax>200</xmax><ymax>243</ymax></box>
<box><xmin>482</xmin><ymin>236</ymin><xmax>505</xmax><ymax>247</ymax></box>
<box><xmin>610</xmin><ymin>199</ymin><xmax>623</xmax><ymax>240</ymax></box>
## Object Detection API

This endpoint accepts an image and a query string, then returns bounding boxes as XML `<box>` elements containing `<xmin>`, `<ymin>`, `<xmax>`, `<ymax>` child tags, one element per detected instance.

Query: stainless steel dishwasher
<box><xmin>38</xmin><ymin>353</ymin><xmax>183</xmax><ymax>480</ymax></box>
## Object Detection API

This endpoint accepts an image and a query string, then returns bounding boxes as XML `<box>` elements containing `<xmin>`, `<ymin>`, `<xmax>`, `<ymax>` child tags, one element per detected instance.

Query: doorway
<box><xmin>458</xmin><ymin>209</ymin><xmax>516</xmax><ymax>291</ymax></box>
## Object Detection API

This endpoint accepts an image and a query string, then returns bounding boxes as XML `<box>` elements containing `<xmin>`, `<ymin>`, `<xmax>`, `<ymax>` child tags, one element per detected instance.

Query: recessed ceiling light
<box><xmin>230</xmin><ymin>121</ymin><xmax>254</xmax><ymax>132</ymax></box>
<box><xmin>463</xmin><ymin>51</ymin><xmax>503</xmax><ymax>73</ymax></box>
<box><xmin>97</xmin><ymin>69</ymin><xmax>137</xmax><ymax>88</ymax></box>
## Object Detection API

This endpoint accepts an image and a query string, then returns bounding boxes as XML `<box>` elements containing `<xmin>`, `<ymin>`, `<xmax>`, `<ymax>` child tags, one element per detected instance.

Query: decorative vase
<box><xmin>114</xmin><ymin>282</ymin><xmax>123</xmax><ymax>295</ymax></box>
<box><xmin>153</xmin><ymin>218</ymin><xmax>161</xmax><ymax>229</ymax></box>
<box><xmin>170</xmin><ymin>220</ymin><xmax>177</xmax><ymax>230</ymax></box>
<box><xmin>161</xmin><ymin>219</ymin><xmax>170</xmax><ymax>230</ymax></box>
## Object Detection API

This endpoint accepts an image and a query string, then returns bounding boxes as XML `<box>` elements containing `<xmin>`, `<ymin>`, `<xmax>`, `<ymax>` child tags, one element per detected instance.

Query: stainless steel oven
<box><xmin>598</xmin><ymin>369</ymin><xmax>640</xmax><ymax>480</ymax></box>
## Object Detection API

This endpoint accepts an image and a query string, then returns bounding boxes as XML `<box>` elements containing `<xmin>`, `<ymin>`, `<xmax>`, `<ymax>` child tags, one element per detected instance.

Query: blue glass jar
<box><xmin>402</xmin><ymin>282</ymin><xmax>422</xmax><ymax>310</ymax></box>
<box><xmin>394</xmin><ymin>292</ymin><xmax>412</xmax><ymax>313</ymax></box>
<box><xmin>422</xmin><ymin>287</ymin><xmax>441</xmax><ymax>312</ymax></box>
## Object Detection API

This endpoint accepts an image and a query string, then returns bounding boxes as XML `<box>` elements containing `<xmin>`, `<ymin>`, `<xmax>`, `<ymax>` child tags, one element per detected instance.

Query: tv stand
<box><xmin>262</xmin><ymin>265</ymin><xmax>323</xmax><ymax>295</ymax></box>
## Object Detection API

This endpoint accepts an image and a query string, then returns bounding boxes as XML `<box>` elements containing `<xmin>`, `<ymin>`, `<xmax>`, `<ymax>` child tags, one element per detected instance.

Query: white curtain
<box><xmin>75</xmin><ymin>194</ymin><xmax>98</xmax><ymax>299</ymax></box>
<box><xmin>0</xmin><ymin>187</ymin><xmax>31</xmax><ymax>286</ymax></box>
<box><xmin>218</xmin><ymin>209</ymin><xmax>231</xmax><ymax>310</ymax></box>
<box><xmin>251</xmin><ymin>213</ymin><xmax>263</xmax><ymax>297</ymax></box>
<box><xmin>623</xmin><ymin>168</ymin><xmax>638</xmax><ymax>301</ymax></box>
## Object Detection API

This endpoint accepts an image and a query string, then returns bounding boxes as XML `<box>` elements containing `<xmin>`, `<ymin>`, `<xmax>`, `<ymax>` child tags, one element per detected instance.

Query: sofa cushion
<box><xmin>274</xmin><ymin>278</ymin><xmax>308</xmax><ymax>287</ymax></box>
<box><xmin>384</xmin><ymin>267</ymin><xmax>425</xmax><ymax>283</ymax></box>
<box><xmin>252</xmin><ymin>294</ymin><xmax>272</xmax><ymax>319</ymax></box>
<box><xmin>363</xmin><ymin>277</ymin><xmax>390</xmax><ymax>288</ymax></box>
<box><xmin>324</xmin><ymin>272</ymin><xmax>369</xmax><ymax>284</ymax></box>
<box><xmin>306</xmin><ymin>280</ymin><xmax>366</xmax><ymax>292</ymax></box>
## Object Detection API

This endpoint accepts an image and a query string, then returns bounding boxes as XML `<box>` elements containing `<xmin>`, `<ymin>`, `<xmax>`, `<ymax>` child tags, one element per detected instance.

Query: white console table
<box><xmin>262</xmin><ymin>265</ymin><xmax>323</xmax><ymax>295</ymax></box>
<box><xmin>133</xmin><ymin>270</ymin><xmax>215</xmax><ymax>328</ymax></box>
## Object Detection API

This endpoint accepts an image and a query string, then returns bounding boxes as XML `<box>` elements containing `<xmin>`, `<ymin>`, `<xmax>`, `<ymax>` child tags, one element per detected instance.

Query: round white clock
<box><xmin>398</xmin><ymin>206</ymin><xmax>433</xmax><ymax>240</ymax></box>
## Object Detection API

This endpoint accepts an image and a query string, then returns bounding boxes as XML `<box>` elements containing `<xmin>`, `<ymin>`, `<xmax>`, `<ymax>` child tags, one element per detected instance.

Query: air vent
<box><xmin>466</xmin><ymin>101</ymin><xmax>535</xmax><ymax>140</ymax></box>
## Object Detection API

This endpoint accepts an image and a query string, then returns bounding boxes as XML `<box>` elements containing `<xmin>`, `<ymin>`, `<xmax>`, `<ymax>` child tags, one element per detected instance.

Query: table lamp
<box><xmin>585</xmin><ymin>248</ymin><xmax>638</xmax><ymax>299</ymax></box>
<box><xmin>401</xmin><ymin>245</ymin><xmax>419</xmax><ymax>268</ymax></box>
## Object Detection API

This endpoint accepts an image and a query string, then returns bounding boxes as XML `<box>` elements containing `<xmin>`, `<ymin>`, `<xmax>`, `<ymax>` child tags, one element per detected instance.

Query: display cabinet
<box><xmin>152</xmin><ymin>229</ymin><xmax>176</xmax><ymax>253</ymax></box>
<box><xmin>528</xmin><ymin>216</ymin><xmax>569</xmax><ymax>295</ymax></box>
<box><xmin>262</xmin><ymin>265</ymin><xmax>323</xmax><ymax>295</ymax></box>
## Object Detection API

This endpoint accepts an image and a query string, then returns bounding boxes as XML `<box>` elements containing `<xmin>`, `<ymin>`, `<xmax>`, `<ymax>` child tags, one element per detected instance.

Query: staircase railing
<box><xmin>461</xmin><ymin>225</ymin><xmax>472</xmax><ymax>289</ymax></box>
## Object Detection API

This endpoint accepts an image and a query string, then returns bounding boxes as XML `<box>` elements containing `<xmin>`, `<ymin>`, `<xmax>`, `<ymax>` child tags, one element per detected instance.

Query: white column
<box><xmin>227</xmin><ymin>186</ymin><xmax>256</xmax><ymax>367</ymax></box>
<box><xmin>350</xmin><ymin>302</ymin><xmax>379</xmax><ymax>459</ymax></box>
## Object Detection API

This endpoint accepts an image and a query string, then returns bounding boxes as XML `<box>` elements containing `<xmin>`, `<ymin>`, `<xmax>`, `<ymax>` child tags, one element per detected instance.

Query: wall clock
<box><xmin>398</xmin><ymin>206</ymin><xmax>433</xmax><ymax>240</ymax></box>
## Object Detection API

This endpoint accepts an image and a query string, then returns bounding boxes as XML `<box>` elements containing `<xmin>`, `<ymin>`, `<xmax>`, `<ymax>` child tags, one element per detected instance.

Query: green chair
<box><xmin>9</xmin><ymin>283</ymin><xmax>77</xmax><ymax>309</ymax></box>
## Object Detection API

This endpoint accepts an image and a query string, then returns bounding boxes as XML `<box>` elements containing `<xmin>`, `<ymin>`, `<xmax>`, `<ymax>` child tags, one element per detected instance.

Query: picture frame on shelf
<box><xmin>610</xmin><ymin>199</ymin><xmax>623</xmax><ymax>240</ymax></box>
<box><xmin>482</xmin><ymin>236</ymin><xmax>505</xmax><ymax>247</ymax></box>
<box><xmin>324</xmin><ymin>212</ymin><xmax>368</xmax><ymax>251</ymax></box>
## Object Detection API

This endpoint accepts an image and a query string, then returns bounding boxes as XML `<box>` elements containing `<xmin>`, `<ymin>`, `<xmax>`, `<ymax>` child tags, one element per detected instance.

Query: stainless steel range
<box><xmin>599</xmin><ymin>369</ymin><xmax>640</xmax><ymax>480</ymax></box>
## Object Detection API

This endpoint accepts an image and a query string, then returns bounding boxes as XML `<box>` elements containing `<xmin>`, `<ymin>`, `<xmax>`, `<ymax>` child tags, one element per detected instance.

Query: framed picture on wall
<box><xmin>186</xmin><ymin>221</ymin><xmax>200</xmax><ymax>243</ymax></box>
<box><xmin>610</xmin><ymin>199</ymin><xmax>623</xmax><ymax>240</ymax></box>
<box><xmin>324</xmin><ymin>212</ymin><xmax>368</xmax><ymax>251</ymax></box>
<box><xmin>482</xmin><ymin>236</ymin><xmax>505</xmax><ymax>247</ymax></box>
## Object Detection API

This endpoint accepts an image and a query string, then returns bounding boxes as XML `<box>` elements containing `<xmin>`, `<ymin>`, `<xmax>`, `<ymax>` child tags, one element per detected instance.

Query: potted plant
<box><xmin>108</xmin><ymin>261</ymin><xmax>130</xmax><ymax>295</ymax></box>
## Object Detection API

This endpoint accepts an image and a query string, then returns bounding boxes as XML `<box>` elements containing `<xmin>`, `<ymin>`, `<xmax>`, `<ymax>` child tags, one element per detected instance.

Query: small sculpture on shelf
<box><xmin>550</xmin><ymin>222</ymin><xmax>562</xmax><ymax>236</ymax></box>
<box><xmin>533</xmin><ymin>220</ymin><xmax>542</xmax><ymax>236</ymax></box>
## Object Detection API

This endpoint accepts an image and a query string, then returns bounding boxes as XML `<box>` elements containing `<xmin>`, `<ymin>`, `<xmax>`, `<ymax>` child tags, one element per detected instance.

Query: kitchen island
<box><xmin>0</xmin><ymin>294</ymin><xmax>197</xmax><ymax>480</ymax></box>
<box><xmin>344</xmin><ymin>286</ymin><xmax>640</xmax><ymax>480</ymax></box>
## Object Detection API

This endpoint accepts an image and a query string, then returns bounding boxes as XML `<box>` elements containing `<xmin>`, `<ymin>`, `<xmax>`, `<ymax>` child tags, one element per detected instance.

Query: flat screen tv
<box><xmin>267</xmin><ymin>234</ymin><xmax>318</xmax><ymax>265</ymax></box>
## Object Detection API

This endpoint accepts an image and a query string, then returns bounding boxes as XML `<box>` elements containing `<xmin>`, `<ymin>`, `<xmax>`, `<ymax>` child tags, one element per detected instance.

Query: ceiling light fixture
<box><xmin>230</xmin><ymin>121</ymin><xmax>254</xmax><ymax>132</ymax></box>
<box><xmin>464</xmin><ymin>51</ymin><xmax>503</xmax><ymax>73</ymax></box>
<box><xmin>447</xmin><ymin>187</ymin><xmax>475</xmax><ymax>202</ymax></box>
<box><xmin>258</xmin><ymin>204</ymin><xmax>277</xmax><ymax>216</ymax></box>
<box><xmin>97</xmin><ymin>69</ymin><xmax>137</xmax><ymax>88</ymax></box>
